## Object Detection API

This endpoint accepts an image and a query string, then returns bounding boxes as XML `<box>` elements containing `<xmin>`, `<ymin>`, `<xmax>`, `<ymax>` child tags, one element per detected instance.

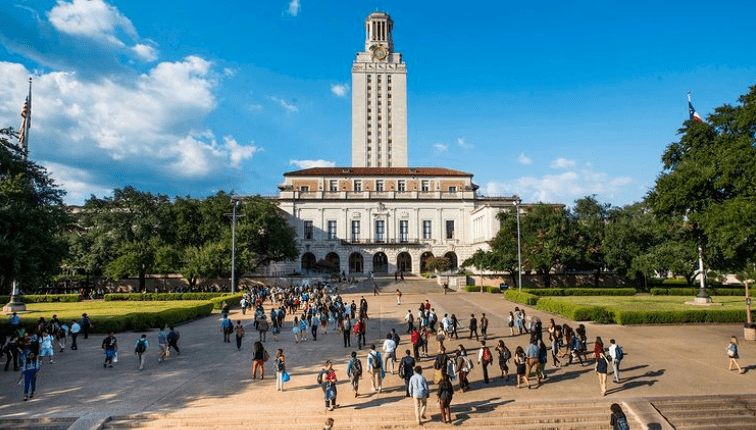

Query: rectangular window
<box><xmin>399</xmin><ymin>220</ymin><xmax>408</xmax><ymax>243</ymax></box>
<box><xmin>376</xmin><ymin>180</ymin><xmax>384</xmax><ymax>192</ymax></box>
<box><xmin>375</xmin><ymin>220</ymin><xmax>385</xmax><ymax>242</ymax></box>
<box><xmin>423</xmin><ymin>220</ymin><xmax>432</xmax><ymax>239</ymax></box>
<box><xmin>327</xmin><ymin>220</ymin><xmax>337</xmax><ymax>240</ymax></box>
<box><xmin>421</xmin><ymin>180</ymin><xmax>430</xmax><ymax>192</ymax></box>
<box><xmin>329</xmin><ymin>180</ymin><xmax>338</xmax><ymax>192</ymax></box>
<box><xmin>446</xmin><ymin>220</ymin><xmax>455</xmax><ymax>239</ymax></box>
<box><xmin>449</xmin><ymin>186</ymin><xmax>457</xmax><ymax>193</ymax></box>
<box><xmin>300</xmin><ymin>186</ymin><xmax>309</xmax><ymax>193</ymax></box>
<box><xmin>354</xmin><ymin>180</ymin><xmax>362</xmax><ymax>192</ymax></box>
<box><xmin>304</xmin><ymin>221</ymin><xmax>313</xmax><ymax>240</ymax></box>
<box><xmin>351</xmin><ymin>220</ymin><xmax>360</xmax><ymax>242</ymax></box>
<box><xmin>398</xmin><ymin>180</ymin><xmax>405</xmax><ymax>192</ymax></box>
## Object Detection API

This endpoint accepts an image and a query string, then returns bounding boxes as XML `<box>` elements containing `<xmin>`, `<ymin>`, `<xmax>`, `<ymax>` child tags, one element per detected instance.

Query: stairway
<box><xmin>0</xmin><ymin>417</ymin><xmax>76</xmax><ymax>430</ymax></box>
<box><xmin>101</xmin><ymin>399</ymin><xmax>627</xmax><ymax>430</ymax></box>
<box><xmin>650</xmin><ymin>395</ymin><xmax>756</xmax><ymax>430</ymax></box>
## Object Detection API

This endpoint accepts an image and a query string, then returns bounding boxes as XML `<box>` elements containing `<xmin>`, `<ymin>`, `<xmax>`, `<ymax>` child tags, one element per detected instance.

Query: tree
<box><xmin>571</xmin><ymin>196</ymin><xmax>611</xmax><ymax>286</ymax></box>
<box><xmin>425</xmin><ymin>256</ymin><xmax>450</xmax><ymax>273</ymax></box>
<box><xmin>522</xmin><ymin>204</ymin><xmax>578</xmax><ymax>288</ymax></box>
<box><xmin>0</xmin><ymin>128</ymin><xmax>70</xmax><ymax>294</ymax></box>
<box><xmin>648</xmin><ymin>84</ymin><xmax>756</xmax><ymax>272</ymax></box>
<box><xmin>233</xmin><ymin>197</ymin><xmax>298</xmax><ymax>278</ymax></box>
<box><xmin>75</xmin><ymin>186</ymin><xmax>173</xmax><ymax>292</ymax></box>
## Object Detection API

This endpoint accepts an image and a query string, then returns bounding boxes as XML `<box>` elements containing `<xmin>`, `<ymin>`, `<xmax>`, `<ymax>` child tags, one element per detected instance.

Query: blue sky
<box><xmin>1</xmin><ymin>0</ymin><xmax>755</xmax><ymax>206</ymax></box>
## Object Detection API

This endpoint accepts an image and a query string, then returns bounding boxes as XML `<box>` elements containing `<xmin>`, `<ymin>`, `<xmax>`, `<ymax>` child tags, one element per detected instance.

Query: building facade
<box><xmin>270</xmin><ymin>12</ymin><xmax>520</xmax><ymax>277</ymax></box>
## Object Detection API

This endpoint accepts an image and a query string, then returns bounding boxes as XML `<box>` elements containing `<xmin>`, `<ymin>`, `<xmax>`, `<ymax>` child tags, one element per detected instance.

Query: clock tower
<box><xmin>352</xmin><ymin>12</ymin><xmax>407</xmax><ymax>168</ymax></box>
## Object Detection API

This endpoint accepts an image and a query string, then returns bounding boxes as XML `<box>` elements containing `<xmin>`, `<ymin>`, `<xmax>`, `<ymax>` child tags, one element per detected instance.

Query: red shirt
<box><xmin>411</xmin><ymin>331</ymin><xmax>420</xmax><ymax>345</ymax></box>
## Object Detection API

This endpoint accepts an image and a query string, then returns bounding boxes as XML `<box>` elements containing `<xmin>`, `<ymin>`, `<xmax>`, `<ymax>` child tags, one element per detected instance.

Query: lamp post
<box><xmin>226</xmin><ymin>198</ymin><xmax>243</xmax><ymax>294</ymax></box>
<box><xmin>513</xmin><ymin>197</ymin><xmax>522</xmax><ymax>292</ymax></box>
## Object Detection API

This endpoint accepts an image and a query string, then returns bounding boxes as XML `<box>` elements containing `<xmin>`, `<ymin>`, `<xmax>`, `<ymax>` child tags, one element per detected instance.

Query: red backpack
<box><xmin>482</xmin><ymin>347</ymin><xmax>493</xmax><ymax>363</ymax></box>
<box><xmin>353</xmin><ymin>322</ymin><xmax>360</xmax><ymax>334</ymax></box>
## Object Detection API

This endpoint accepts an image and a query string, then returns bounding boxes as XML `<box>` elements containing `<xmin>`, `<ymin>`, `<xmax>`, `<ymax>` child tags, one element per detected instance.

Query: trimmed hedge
<box><xmin>483</xmin><ymin>286</ymin><xmax>501</xmax><ymax>294</ymax></box>
<box><xmin>504</xmin><ymin>290</ymin><xmax>539</xmax><ymax>306</ymax></box>
<box><xmin>614</xmin><ymin>309</ymin><xmax>747</xmax><ymax>325</ymax></box>
<box><xmin>0</xmin><ymin>294</ymin><xmax>80</xmax><ymax>303</ymax></box>
<box><xmin>104</xmin><ymin>292</ymin><xmax>232</xmax><ymax>301</ymax></box>
<box><xmin>87</xmin><ymin>302</ymin><xmax>215</xmax><ymax>332</ymax></box>
<box><xmin>209</xmin><ymin>293</ymin><xmax>244</xmax><ymax>310</ymax></box>
<box><xmin>662</xmin><ymin>278</ymin><xmax>690</xmax><ymax>285</ymax></box>
<box><xmin>651</xmin><ymin>288</ymin><xmax>745</xmax><ymax>296</ymax></box>
<box><xmin>464</xmin><ymin>286</ymin><xmax>483</xmax><ymax>293</ymax></box>
<box><xmin>522</xmin><ymin>288</ymin><xmax>636</xmax><ymax>297</ymax></box>
<box><xmin>535</xmin><ymin>298</ymin><xmax>616</xmax><ymax>323</ymax></box>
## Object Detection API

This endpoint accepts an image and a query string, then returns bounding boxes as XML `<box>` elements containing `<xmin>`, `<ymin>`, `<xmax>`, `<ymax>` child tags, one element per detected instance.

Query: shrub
<box><xmin>614</xmin><ymin>309</ymin><xmax>746</xmax><ymax>325</ymax></box>
<box><xmin>209</xmin><ymin>293</ymin><xmax>243</xmax><ymax>310</ymax></box>
<box><xmin>88</xmin><ymin>302</ymin><xmax>215</xmax><ymax>333</ymax></box>
<box><xmin>0</xmin><ymin>294</ymin><xmax>81</xmax><ymax>303</ymax></box>
<box><xmin>662</xmin><ymin>278</ymin><xmax>690</xmax><ymax>285</ymax></box>
<box><xmin>534</xmin><ymin>298</ymin><xmax>614</xmax><ymax>322</ymax></box>
<box><xmin>505</xmin><ymin>290</ymin><xmax>539</xmax><ymax>306</ymax></box>
<box><xmin>522</xmin><ymin>288</ymin><xmax>635</xmax><ymax>296</ymax></box>
<box><xmin>651</xmin><ymin>288</ymin><xmax>745</xmax><ymax>296</ymax></box>
<box><xmin>483</xmin><ymin>286</ymin><xmax>501</xmax><ymax>294</ymax></box>
<box><xmin>464</xmin><ymin>286</ymin><xmax>483</xmax><ymax>293</ymax></box>
<box><xmin>104</xmin><ymin>292</ymin><xmax>232</xmax><ymax>301</ymax></box>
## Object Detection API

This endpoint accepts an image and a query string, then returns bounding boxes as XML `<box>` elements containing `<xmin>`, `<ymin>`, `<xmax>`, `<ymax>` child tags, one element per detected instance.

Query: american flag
<box><xmin>688</xmin><ymin>92</ymin><xmax>702</xmax><ymax>122</ymax></box>
<box><xmin>18</xmin><ymin>96</ymin><xmax>29</xmax><ymax>146</ymax></box>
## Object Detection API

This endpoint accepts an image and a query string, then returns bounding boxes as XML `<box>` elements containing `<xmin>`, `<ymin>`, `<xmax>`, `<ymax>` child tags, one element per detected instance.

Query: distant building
<box><xmin>268</xmin><ymin>12</ymin><xmax>528</xmax><ymax>277</ymax></box>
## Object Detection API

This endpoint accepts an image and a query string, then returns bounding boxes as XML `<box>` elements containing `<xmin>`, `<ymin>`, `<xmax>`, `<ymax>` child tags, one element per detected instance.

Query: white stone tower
<box><xmin>351</xmin><ymin>12</ymin><xmax>407</xmax><ymax>168</ymax></box>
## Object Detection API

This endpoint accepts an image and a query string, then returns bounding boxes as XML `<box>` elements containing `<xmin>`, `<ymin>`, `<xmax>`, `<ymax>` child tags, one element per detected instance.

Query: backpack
<box><xmin>392</xmin><ymin>332</ymin><xmax>400</xmax><ymax>345</ymax></box>
<box><xmin>614</xmin><ymin>415</ymin><xmax>630</xmax><ymax>430</ymax></box>
<box><xmin>167</xmin><ymin>331</ymin><xmax>178</xmax><ymax>342</ymax></box>
<box><xmin>482</xmin><ymin>347</ymin><xmax>493</xmax><ymax>364</ymax></box>
<box><xmin>353</xmin><ymin>322</ymin><xmax>360</xmax><ymax>334</ymax></box>
<box><xmin>317</xmin><ymin>370</ymin><xmax>324</xmax><ymax>384</ymax></box>
<box><xmin>434</xmin><ymin>354</ymin><xmax>447</xmax><ymax>370</ymax></box>
<box><xmin>263</xmin><ymin>349</ymin><xmax>270</xmax><ymax>362</ymax></box>
<box><xmin>615</xmin><ymin>346</ymin><xmax>624</xmax><ymax>361</ymax></box>
<box><xmin>352</xmin><ymin>358</ymin><xmax>363</xmax><ymax>377</ymax></box>
<box><xmin>371</xmin><ymin>352</ymin><xmax>382</xmax><ymax>369</ymax></box>
<box><xmin>500</xmin><ymin>347</ymin><xmax>512</xmax><ymax>361</ymax></box>
<box><xmin>135</xmin><ymin>339</ymin><xmax>147</xmax><ymax>354</ymax></box>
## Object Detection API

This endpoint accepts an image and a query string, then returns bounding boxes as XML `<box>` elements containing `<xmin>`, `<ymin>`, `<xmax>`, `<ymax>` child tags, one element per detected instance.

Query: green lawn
<box><xmin>5</xmin><ymin>300</ymin><xmax>215</xmax><ymax>333</ymax></box>
<box><xmin>550</xmin><ymin>295</ymin><xmax>747</xmax><ymax>311</ymax></box>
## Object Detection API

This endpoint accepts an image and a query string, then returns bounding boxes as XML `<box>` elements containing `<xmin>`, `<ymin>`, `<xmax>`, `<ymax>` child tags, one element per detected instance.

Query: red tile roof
<box><xmin>284</xmin><ymin>167</ymin><xmax>472</xmax><ymax>177</ymax></box>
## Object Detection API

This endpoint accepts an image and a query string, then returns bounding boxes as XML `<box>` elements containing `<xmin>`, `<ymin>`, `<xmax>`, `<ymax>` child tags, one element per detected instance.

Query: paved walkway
<box><xmin>0</xmin><ymin>281</ymin><xmax>752</xmax><ymax>428</ymax></box>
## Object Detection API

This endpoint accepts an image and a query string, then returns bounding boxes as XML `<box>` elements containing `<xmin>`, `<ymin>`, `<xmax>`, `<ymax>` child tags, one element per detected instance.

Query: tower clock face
<box><xmin>370</xmin><ymin>45</ymin><xmax>388</xmax><ymax>60</ymax></box>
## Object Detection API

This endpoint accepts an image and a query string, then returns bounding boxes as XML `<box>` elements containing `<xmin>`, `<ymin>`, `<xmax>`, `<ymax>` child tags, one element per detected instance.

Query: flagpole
<box><xmin>23</xmin><ymin>77</ymin><xmax>31</xmax><ymax>159</ymax></box>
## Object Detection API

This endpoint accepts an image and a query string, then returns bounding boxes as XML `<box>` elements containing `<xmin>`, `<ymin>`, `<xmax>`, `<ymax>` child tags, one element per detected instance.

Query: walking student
<box><xmin>221</xmin><ymin>315</ymin><xmax>233</xmax><ymax>343</ymax></box>
<box><xmin>727</xmin><ymin>336</ymin><xmax>745</xmax><ymax>374</ymax></box>
<box><xmin>69</xmin><ymin>320</ymin><xmax>80</xmax><ymax>350</ymax></box>
<box><xmin>252</xmin><ymin>341</ymin><xmax>266</xmax><ymax>379</ymax></box>
<box><xmin>399</xmin><ymin>349</ymin><xmax>415</xmax><ymax>397</ymax></box>
<box><xmin>101</xmin><ymin>331</ymin><xmax>118</xmax><ymax>368</ymax></box>
<box><xmin>437</xmin><ymin>371</ymin><xmax>455</xmax><ymax>424</ymax></box>
<box><xmin>320</xmin><ymin>360</ymin><xmax>338</xmax><ymax>411</ymax></box>
<box><xmin>235</xmin><ymin>320</ymin><xmax>245</xmax><ymax>351</ymax></box>
<box><xmin>480</xmin><ymin>313</ymin><xmax>489</xmax><ymax>340</ymax></box>
<box><xmin>478</xmin><ymin>340</ymin><xmax>493</xmax><ymax>384</ymax></box>
<box><xmin>134</xmin><ymin>334</ymin><xmax>148</xmax><ymax>370</ymax></box>
<box><xmin>346</xmin><ymin>351</ymin><xmax>363</xmax><ymax>397</ymax></box>
<box><xmin>274</xmin><ymin>349</ymin><xmax>286</xmax><ymax>391</ymax></box>
<box><xmin>157</xmin><ymin>326</ymin><xmax>169</xmax><ymax>363</ymax></box>
<box><xmin>167</xmin><ymin>326</ymin><xmax>180</xmax><ymax>355</ymax></box>
<box><xmin>468</xmin><ymin>314</ymin><xmax>479</xmax><ymax>341</ymax></box>
<box><xmin>19</xmin><ymin>351</ymin><xmax>41</xmax><ymax>401</ymax></box>
<box><xmin>367</xmin><ymin>344</ymin><xmax>383</xmax><ymax>393</ymax></box>
<box><xmin>608</xmin><ymin>339</ymin><xmax>624</xmax><ymax>383</ymax></box>
<box><xmin>596</xmin><ymin>347</ymin><xmax>609</xmax><ymax>396</ymax></box>
<box><xmin>408</xmin><ymin>366</ymin><xmax>429</xmax><ymax>425</ymax></box>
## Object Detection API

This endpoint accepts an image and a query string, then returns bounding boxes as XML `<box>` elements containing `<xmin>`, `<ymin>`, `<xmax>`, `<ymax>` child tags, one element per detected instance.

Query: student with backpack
<box><xmin>134</xmin><ymin>334</ymin><xmax>148</xmax><ymax>370</ymax></box>
<box><xmin>319</xmin><ymin>360</ymin><xmax>338</xmax><ymax>411</ymax></box>
<box><xmin>477</xmin><ymin>340</ymin><xmax>493</xmax><ymax>384</ymax></box>
<box><xmin>341</xmin><ymin>316</ymin><xmax>352</xmax><ymax>348</ymax></box>
<box><xmin>367</xmin><ymin>344</ymin><xmax>383</xmax><ymax>393</ymax></box>
<box><xmin>609</xmin><ymin>403</ymin><xmax>631</xmax><ymax>430</ymax></box>
<box><xmin>608</xmin><ymin>339</ymin><xmax>624</xmax><ymax>383</ymax></box>
<box><xmin>437</xmin><ymin>371</ymin><xmax>455</xmax><ymax>424</ymax></box>
<box><xmin>220</xmin><ymin>316</ymin><xmax>233</xmax><ymax>343</ymax></box>
<box><xmin>167</xmin><ymin>326</ymin><xmax>180</xmax><ymax>355</ymax></box>
<box><xmin>235</xmin><ymin>321</ymin><xmax>245</xmax><ymax>351</ymax></box>
<box><xmin>399</xmin><ymin>349</ymin><xmax>416</xmax><ymax>397</ymax></box>
<box><xmin>346</xmin><ymin>351</ymin><xmax>363</xmax><ymax>397</ymax></box>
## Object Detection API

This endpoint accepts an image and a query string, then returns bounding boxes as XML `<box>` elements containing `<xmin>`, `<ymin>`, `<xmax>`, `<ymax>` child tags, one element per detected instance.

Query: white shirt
<box><xmin>608</xmin><ymin>344</ymin><xmax>618</xmax><ymax>359</ymax></box>
<box><xmin>383</xmin><ymin>339</ymin><xmax>396</xmax><ymax>354</ymax></box>
<box><xmin>442</xmin><ymin>317</ymin><xmax>451</xmax><ymax>330</ymax></box>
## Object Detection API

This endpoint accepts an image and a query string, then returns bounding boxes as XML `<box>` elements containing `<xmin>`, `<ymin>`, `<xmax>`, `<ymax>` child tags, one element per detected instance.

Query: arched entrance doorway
<box><xmin>444</xmin><ymin>252</ymin><xmax>458</xmax><ymax>270</ymax></box>
<box><xmin>420</xmin><ymin>252</ymin><xmax>434</xmax><ymax>272</ymax></box>
<box><xmin>324</xmin><ymin>252</ymin><xmax>340</xmax><ymax>273</ymax></box>
<box><xmin>373</xmin><ymin>252</ymin><xmax>388</xmax><ymax>273</ymax></box>
<box><xmin>349</xmin><ymin>252</ymin><xmax>364</xmax><ymax>274</ymax></box>
<box><xmin>397</xmin><ymin>252</ymin><xmax>412</xmax><ymax>273</ymax></box>
<box><xmin>301</xmin><ymin>252</ymin><xmax>316</xmax><ymax>273</ymax></box>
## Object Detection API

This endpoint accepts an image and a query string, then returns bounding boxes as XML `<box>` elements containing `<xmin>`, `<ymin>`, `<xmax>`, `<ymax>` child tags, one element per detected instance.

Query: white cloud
<box><xmin>483</xmin><ymin>167</ymin><xmax>633</xmax><ymax>203</ymax></box>
<box><xmin>286</xmin><ymin>0</ymin><xmax>301</xmax><ymax>16</ymax></box>
<box><xmin>434</xmin><ymin>143</ymin><xmax>448</xmax><ymax>152</ymax></box>
<box><xmin>247</xmin><ymin>103</ymin><xmax>263</xmax><ymax>113</ymax></box>
<box><xmin>330</xmin><ymin>83</ymin><xmax>349</xmax><ymax>97</ymax></box>
<box><xmin>131</xmin><ymin>43</ymin><xmax>158</xmax><ymax>62</ymax></box>
<box><xmin>456</xmin><ymin>137</ymin><xmax>473</xmax><ymax>150</ymax></box>
<box><xmin>550</xmin><ymin>157</ymin><xmax>576</xmax><ymax>169</ymax></box>
<box><xmin>0</xmin><ymin>57</ymin><xmax>258</xmax><ymax>186</ymax></box>
<box><xmin>42</xmin><ymin>161</ymin><xmax>112</xmax><ymax>205</ymax></box>
<box><xmin>517</xmin><ymin>153</ymin><xmax>532</xmax><ymax>165</ymax></box>
<box><xmin>289</xmin><ymin>159</ymin><xmax>336</xmax><ymax>169</ymax></box>
<box><xmin>223</xmin><ymin>67</ymin><xmax>236</xmax><ymax>77</ymax></box>
<box><xmin>47</xmin><ymin>0</ymin><xmax>157</xmax><ymax>62</ymax></box>
<box><xmin>269</xmin><ymin>96</ymin><xmax>298</xmax><ymax>113</ymax></box>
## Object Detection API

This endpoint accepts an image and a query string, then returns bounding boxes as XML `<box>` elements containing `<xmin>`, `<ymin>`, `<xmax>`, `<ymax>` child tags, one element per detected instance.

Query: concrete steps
<box><xmin>650</xmin><ymin>396</ymin><xmax>756</xmax><ymax>429</ymax></box>
<box><xmin>101</xmin><ymin>399</ymin><xmax>623</xmax><ymax>430</ymax></box>
<box><xmin>0</xmin><ymin>417</ymin><xmax>76</xmax><ymax>430</ymax></box>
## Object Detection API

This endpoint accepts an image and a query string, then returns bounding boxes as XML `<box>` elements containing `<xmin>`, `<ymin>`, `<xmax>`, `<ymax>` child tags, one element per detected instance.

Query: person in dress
<box><xmin>727</xmin><ymin>336</ymin><xmax>745</xmax><ymax>374</ymax></box>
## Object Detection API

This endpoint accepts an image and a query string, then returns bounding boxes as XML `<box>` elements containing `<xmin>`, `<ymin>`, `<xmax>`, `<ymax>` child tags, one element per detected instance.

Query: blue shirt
<box><xmin>408</xmin><ymin>373</ymin><xmax>429</xmax><ymax>399</ymax></box>
<box><xmin>526</xmin><ymin>343</ymin><xmax>539</xmax><ymax>358</ymax></box>
<box><xmin>9</xmin><ymin>315</ymin><xmax>20</xmax><ymax>325</ymax></box>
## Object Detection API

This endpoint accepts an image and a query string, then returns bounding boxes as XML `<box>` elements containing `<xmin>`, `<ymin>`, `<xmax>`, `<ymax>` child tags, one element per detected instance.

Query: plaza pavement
<box><xmin>0</xmin><ymin>279</ymin><xmax>753</xmax><ymax>429</ymax></box>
